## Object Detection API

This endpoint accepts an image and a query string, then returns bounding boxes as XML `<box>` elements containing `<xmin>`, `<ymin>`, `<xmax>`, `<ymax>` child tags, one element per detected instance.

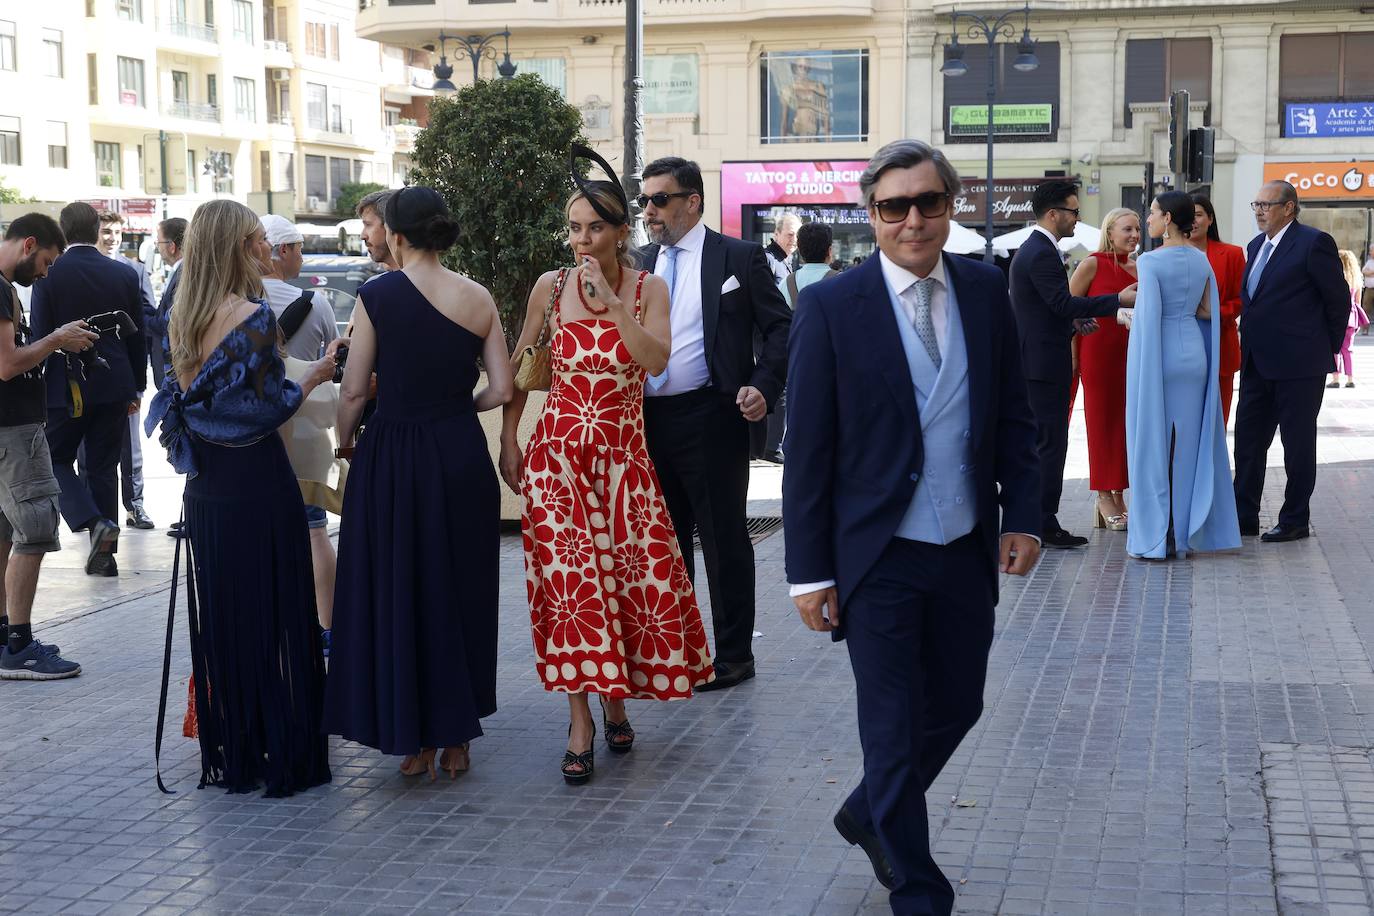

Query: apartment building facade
<box><xmin>356</xmin><ymin>0</ymin><xmax>1373</xmax><ymax>258</ymax></box>
<box><xmin>0</xmin><ymin>0</ymin><xmax>428</xmax><ymax>240</ymax></box>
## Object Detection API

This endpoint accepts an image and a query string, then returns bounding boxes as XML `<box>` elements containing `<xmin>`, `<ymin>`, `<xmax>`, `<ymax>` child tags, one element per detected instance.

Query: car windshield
<box><xmin>288</xmin><ymin>257</ymin><xmax>384</xmax><ymax>333</ymax></box>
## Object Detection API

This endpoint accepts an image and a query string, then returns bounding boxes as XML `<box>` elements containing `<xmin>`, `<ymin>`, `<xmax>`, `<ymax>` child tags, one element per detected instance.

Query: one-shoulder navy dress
<box><xmin>146</xmin><ymin>301</ymin><xmax>331</xmax><ymax>796</ymax></box>
<box><xmin>322</xmin><ymin>271</ymin><xmax>499</xmax><ymax>756</ymax></box>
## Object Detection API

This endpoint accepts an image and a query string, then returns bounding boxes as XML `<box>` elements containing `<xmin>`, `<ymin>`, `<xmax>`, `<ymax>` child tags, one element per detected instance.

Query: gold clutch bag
<box><xmin>514</xmin><ymin>267</ymin><xmax>570</xmax><ymax>393</ymax></box>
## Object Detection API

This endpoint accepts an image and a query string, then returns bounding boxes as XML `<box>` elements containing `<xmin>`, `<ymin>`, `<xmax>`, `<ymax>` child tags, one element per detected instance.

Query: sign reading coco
<box><xmin>721</xmin><ymin>160</ymin><xmax>869</xmax><ymax>238</ymax></box>
<box><xmin>1263</xmin><ymin>161</ymin><xmax>1374</xmax><ymax>200</ymax></box>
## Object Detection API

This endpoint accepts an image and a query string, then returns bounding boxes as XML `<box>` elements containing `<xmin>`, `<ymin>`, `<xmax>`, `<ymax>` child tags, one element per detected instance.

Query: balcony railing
<box><xmin>264</xmin><ymin>38</ymin><xmax>290</xmax><ymax>53</ymax></box>
<box><xmin>269</xmin><ymin>112</ymin><xmax>293</xmax><ymax>126</ymax></box>
<box><xmin>163</xmin><ymin>100</ymin><xmax>221</xmax><ymax>122</ymax></box>
<box><xmin>164</xmin><ymin>18</ymin><xmax>217</xmax><ymax>41</ymax></box>
<box><xmin>386</xmin><ymin>123</ymin><xmax>420</xmax><ymax>151</ymax></box>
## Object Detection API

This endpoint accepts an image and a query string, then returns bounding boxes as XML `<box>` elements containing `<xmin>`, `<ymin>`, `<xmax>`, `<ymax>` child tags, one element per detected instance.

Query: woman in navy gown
<box><xmin>323</xmin><ymin>187</ymin><xmax>513</xmax><ymax>780</ymax></box>
<box><xmin>147</xmin><ymin>199</ymin><xmax>341</xmax><ymax>795</ymax></box>
<box><xmin>1123</xmin><ymin>191</ymin><xmax>1240</xmax><ymax>559</ymax></box>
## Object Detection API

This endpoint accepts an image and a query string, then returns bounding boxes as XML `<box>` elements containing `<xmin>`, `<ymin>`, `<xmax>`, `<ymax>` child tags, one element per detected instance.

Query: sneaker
<box><xmin>125</xmin><ymin>507</ymin><xmax>155</xmax><ymax>530</ymax></box>
<box><xmin>0</xmin><ymin>640</ymin><xmax>81</xmax><ymax>680</ymax></box>
<box><xmin>321</xmin><ymin>629</ymin><xmax>331</xmax><ymax>659</ymax></box>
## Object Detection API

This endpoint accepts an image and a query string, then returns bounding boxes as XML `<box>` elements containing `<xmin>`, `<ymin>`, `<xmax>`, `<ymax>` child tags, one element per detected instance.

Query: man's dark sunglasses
<box><xmin>635</xmin><ymin>191</ymin><xmax>696</xmax><ymax>208</ymax></box>
<box><xmin>872</xmin><ymin>192</ymin><xmax>952</xmax><ymax>224</ymax></box>
<box><xmin>1050</xmin><ymin>206</ymin><xmax>1081</xmax><ymax>218</ymax></box>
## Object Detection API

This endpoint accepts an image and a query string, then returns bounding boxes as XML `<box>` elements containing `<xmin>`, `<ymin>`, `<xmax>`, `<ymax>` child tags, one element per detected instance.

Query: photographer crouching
<box><xmin>0</xmin><ymin>214</ymin><xmax>98</xmax><ymax>679</ymax></box>
<box><xmin>31</xmin><ymin>203</ymin><xmax>147</xmax><ymax>578</ymax></box>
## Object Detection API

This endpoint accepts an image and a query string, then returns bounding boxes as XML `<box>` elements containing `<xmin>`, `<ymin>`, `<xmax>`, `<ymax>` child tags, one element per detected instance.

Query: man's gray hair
<box><xmin>356</xmin><ymin>189</ymin><xmax>394</xmax><ymax>219</ymax></box>
<box><xmin>859</xmin><ymin>140</ymin><xmax>962</xmax><ymax>207</ymax></box>
<box><xmin>1267</xmin><ymin>179</ymin><xmax>1301</xmax><ymax>214</ymax></box>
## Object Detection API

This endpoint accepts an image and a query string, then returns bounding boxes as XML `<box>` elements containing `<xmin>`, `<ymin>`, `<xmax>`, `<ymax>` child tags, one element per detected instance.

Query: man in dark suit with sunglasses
<box><xmin>785</xmin><ymin>139</ymin><xmax>1041</xmax><ymax>914</ymax></box>
<box><xmin>637</xmin><ymin>157</ymin><xmax>792</xmax><ymax>691</ymax></box>
<box><xmin>1009</xmin><ymin>179</ymin><xmax>1135</xmax><ymax>549</ymax></box>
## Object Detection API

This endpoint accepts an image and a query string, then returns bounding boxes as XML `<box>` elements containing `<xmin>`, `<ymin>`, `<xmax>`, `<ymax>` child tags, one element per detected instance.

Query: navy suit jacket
<box><xmin>31</xmin><ymin>246</ymin><xmax>147</xmax><ymax>408</ymax></box>
<box><xmin>782</xmin><ymin>253</ymin><xmax>1042</xmax><ymax>633</ymax></box>
<box><xmin>1239</xmin><ymin>221</ymin><xmax>1349</xmax><ymax>379</ymax></box>
<box><xmin>150</xmin><ymin>264</ymin><xmax>180</xmax><ymax>340</ymax></box>
<box><xmin>639</xmin><ymin>227</ymin><xmax>792</xmax><ymax>407</ymax></box>
<box><xmin>1009</xmin><ymin>229</ymin><xmax>1120</xmax><ymax>384</ymax></box>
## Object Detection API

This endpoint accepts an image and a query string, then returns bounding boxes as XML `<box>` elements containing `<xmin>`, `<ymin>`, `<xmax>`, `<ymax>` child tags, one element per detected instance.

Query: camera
<box><xmin>63</xmin><ymin>310</ymin><xmax>139</xmax><ymax>417</ymax></box>
<box><xmin>332</xmin><ymin>343</ymin><xmax>349</xmax><ymax>384</ymax></box>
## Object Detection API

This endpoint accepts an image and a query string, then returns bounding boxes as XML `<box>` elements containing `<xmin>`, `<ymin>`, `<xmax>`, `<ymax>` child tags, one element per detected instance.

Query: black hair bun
<box><xmin>425</xmin><ymin>213</ymin><xmax>461</xmax><ymax>250</ymax></box>
<box><xmin>384</xmin><ymin>186</ymin><xmax>461</xmax><ymax>252</ymax></box>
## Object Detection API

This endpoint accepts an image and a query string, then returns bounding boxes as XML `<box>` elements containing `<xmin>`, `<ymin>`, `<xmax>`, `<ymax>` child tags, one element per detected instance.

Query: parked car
<box><xmin>288</xmin><ymin>255</ymin><xmax>386</xmax><ymax>334</ymax></box>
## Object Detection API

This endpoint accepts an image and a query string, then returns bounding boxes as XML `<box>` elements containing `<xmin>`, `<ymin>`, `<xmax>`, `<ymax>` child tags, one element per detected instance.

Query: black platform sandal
<box><xmin>600</xmin><ymin>698</ymin><xmax>635</xmax><ymax>754</ymax></box>
<box><xmin>562</xmin><ymin>723</ymin><xmax>596</xmax><ymax>785</ymax></box>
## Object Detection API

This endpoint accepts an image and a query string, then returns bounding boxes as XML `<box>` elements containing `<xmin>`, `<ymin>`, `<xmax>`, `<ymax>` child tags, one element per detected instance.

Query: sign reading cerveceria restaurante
<box><xmin>948</xmin><ymin>104</ymin><xmax>1053</xmax><ymax>138</ymax></box>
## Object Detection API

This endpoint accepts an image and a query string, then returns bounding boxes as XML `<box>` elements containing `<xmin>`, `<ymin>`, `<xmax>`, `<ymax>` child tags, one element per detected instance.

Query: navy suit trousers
<box><xmin>841</xmin><ymin>532</ymin><xmax>994</xmax><ymax>916</ymax></box>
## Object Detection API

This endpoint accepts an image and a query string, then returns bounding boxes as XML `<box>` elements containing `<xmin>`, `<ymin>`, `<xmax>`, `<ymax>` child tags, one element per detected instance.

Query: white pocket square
<box><xmin>721</xmin><ymin>275</ymin><xmax>741</xmax><ymax>295</ymax></box>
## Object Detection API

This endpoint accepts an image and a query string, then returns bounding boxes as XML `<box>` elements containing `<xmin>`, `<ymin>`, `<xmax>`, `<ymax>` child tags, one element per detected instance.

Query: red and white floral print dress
<box><xmin>522</xmin><ymin>269</ymin><xmax>715</xmax><ymax>699</ymax></box>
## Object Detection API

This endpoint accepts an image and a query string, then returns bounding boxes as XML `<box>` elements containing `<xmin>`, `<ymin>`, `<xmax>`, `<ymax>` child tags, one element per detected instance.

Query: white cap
<box><xmin>260</xmin><ymin>214</ymin><xmax>304</xmax><ymax>248</ymax></box>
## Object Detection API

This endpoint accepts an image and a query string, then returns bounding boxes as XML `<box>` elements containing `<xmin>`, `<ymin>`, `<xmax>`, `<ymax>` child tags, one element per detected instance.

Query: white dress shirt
<box><xmin>1032</xmin><ymin>224</ymin><xmax>1060</xmax><ymax>250</ymax></box>
<box><xmin>879</xmin><ymin>251</ymin><xmax>949</xmax><ymax>358</ymax></box>
<box><xmin>647</xmin><ymin>220</ymin><xmax>711</xmax><ymax>397</ymax></box>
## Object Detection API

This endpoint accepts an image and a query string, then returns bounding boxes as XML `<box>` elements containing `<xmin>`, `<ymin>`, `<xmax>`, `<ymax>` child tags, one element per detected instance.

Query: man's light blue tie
<box><xmin>646</xmin><ymin>246</ymin><xmax>680</xmax><ymax>393</ymax></box>
<box><xmin>903</xmin><ymin>278</ymin><xmax>941</xmax><ymax>369</ymax></box>
<box><xmin>1247</xmin><ymin>239</ymin><xmax>1274</xmax><ymax>299</ymax></box>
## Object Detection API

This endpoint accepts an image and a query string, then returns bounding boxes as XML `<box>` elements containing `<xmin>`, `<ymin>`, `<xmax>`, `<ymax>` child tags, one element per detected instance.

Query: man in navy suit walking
<box><xmin>30</xmin><ymin>203</ymin><xmax>145</xmax><ymax>576</ymax></box>
<box><xmin>1233</xmin><ymin>180</ymin><xmax>1349</xmax><ymax>541</ymax></box>
<box><xmin>784</xmin><ymin>139</ymin><xmax>1042</xmax><ymax>914</ymax></box>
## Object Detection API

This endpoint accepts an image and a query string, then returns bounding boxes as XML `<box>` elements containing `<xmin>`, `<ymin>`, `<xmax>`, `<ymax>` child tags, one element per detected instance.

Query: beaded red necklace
<box><xmin>576</xmin><ymin>263</ymin><xmax>622</xmax><ymax>316</ymax></box>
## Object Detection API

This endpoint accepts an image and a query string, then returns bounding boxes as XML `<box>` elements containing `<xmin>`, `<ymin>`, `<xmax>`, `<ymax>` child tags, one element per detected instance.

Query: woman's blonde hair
<box><xmin>1097</xmin><ymin>208</ymin><xmax>1139</xmax><ymax>254</ymax></box>
<box><xmin>169</xmin><ymin>200</ymin><xmax>266</xmax><ymax>383</ymax></box>
<box><xmin>1339</xmin><ymin>248</ymin><xmax>1363</xmax><ymax>294</ymax></box>
<box><xmin>567</xmin><ymin>183</ymin><xmax>635</xmax><ymax>272</ymax></box>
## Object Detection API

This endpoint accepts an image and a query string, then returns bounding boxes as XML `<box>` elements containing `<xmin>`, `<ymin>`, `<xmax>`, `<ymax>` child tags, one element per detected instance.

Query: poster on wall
<box><xmin>720</xmin><ymin>160</ymin><xmax>869</xmax><ymax>238</ymax></box>
<box><xmin>760</xmin><ymin>50</ymin><xmax>867</xmax><ymax>144</ymax></box>
<box><xmin>1284</xmin><ymin>102</ymin><xmax>1374</xmax><ymax>138</ymax></box>
<box><xmin>644</xmin><ymin>55</ymin><xmax>698</xmax><ymax>115</ymax></box>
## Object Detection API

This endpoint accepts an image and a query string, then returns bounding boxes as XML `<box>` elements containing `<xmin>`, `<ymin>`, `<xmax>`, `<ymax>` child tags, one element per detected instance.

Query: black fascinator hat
<box><xmin>569</xmin><ymin>143</ymin><xmax>630</xmax><ymax>227</ymax></box>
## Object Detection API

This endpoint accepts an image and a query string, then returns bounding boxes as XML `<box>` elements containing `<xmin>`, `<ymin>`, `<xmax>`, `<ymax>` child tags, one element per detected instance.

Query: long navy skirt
<box><xmin>184</xmin><ymin>434</ymin><xmax>331</xmax><ymax>796</ymax></box>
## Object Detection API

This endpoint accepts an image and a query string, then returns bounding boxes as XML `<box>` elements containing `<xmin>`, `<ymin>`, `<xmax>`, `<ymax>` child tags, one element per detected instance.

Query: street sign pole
<box><xmin>158</xmin><ymin>130</ymin><xmax>169</xmax><ymax>220</ymax></box>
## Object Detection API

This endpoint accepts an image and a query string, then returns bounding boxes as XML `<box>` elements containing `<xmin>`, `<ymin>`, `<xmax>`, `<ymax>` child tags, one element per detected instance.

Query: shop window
<box><xmin>759</xmin><ymin>49</ymin><xmax>868</xmax><ymax>144</ymax></box>
<box><xmin>942</xmin><ymin>40</ymin><xmax>1060</xmax><ymax>143</ymax></box>
<box><xmin>645</xmin><ymin>54</ymin><xmax>698</xmax><ymax>116</ymax></box>
<box><xmin>95</xmin><ymin>140</ymin><xmax>121</xmax><ymax>186</ymax></box>
<box><xmin>1123</xmin><ymin>37</ymin><xmax>1211</xmax><ymax>126</ymax></box>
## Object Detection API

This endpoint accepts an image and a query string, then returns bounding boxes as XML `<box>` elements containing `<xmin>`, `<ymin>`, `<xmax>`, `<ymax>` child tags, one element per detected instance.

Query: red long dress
<box><xmin>1202</xmin><ymin>241</ymin><xmax>1246</xmax><ymax>426</ymax></box>
<box><xmin>1078</xmin><ymin>252</ymin><xmax>1136</xmax><ymax>491</ymax></box>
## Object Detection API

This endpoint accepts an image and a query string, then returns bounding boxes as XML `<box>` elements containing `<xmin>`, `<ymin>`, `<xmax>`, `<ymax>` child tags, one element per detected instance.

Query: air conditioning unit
<box><xmin>307</xmin><ymin>195</ymin><xmax>322</xmax><ymax>210</ymax></box>
<box><xmin>271</xmin><ymin>69</ymin><xmax>290</xmax><ymax>82</ymax></box>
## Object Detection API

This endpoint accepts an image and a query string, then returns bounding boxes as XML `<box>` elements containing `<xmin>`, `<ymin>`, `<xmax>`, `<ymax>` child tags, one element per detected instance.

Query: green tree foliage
<box><xmin>0</xmin><ymin>178</ymin><xmax>30</xmax><ymax>204</ymax></box>
<box><xmin>408</xmin><ymin>74</ymin><xmax>587</xmax><ymax>342</ymax></box>
<box><xmin>334</xmin><ymin>182</ymin><xmax>387</xmax><ymax>218</ymax></box>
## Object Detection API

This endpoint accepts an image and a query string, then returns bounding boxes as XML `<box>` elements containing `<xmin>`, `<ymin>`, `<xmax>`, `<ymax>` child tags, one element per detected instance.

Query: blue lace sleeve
<box><xmin>145</xmin><ymin>302</ymin><xmax>303</xmax><ymax>476</ymax></box>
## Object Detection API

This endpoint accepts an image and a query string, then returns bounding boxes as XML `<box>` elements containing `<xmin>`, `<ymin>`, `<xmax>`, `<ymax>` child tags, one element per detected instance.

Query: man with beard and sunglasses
<box><xmin>1010</xmin><ymin>180</ymin><xmax>1135</xmax><ymax>549</ymax></box>
<box><xmin>637</xmin><ymin>157</ymin><xmax>792</xmax><ymax>691</ymax></box>
<box><xmin>0</xmin><ymin>214</ymin><xmax>98</xmax><ymax>680</ymax></box>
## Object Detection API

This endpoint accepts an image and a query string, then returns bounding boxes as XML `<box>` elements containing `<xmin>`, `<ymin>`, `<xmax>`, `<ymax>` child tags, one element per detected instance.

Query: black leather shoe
<box><xmin>697</xmin><ymin>660</ymin><xmax>756</xmax><ymax>692</ymax></box>
<box><xmin>85</xmin><ymin>519</ymin><xmax>119</xmax><ymax>574</ymax></box>
<box><xmin>125</xmin><ymin>507</ymin><xmax>155</xmax><ymax>530</ymax></box>
<box><xmin>1261</xmin><ymin>524</ymin><xmax>1310</xmax><ymax>543</ymax></box>
<box><xmin>167</xmin><ymin>521</ymin><xmax>188</xmax><ymax>539</ymax></box>
<box><xmin>1043</xmin><ymin>528</ymin><xmax>1089</xmax><ymax>549</ymax></box>
<box><xmin>834</xmin><ymin>806</ymin><xmax>896</xmax><ymax>890</ymax></box>
<box><xmin>92</xmin><ymin>555</ymin><xmax>118</xmax><ymax>577</ymax></box>
<box><xmin>1239</xmin><ymin>519</ymin><xmax>1260</xmax><ymax>537</ymax></box>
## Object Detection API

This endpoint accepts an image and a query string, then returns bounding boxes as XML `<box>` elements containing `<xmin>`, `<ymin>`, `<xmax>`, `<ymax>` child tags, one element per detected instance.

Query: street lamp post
<box><xmin>941</xmin><ymin>4</ymin><xmax>1038</xmax><ymax>263</ymax></box>
<box><xmin>622</xmin><ymin>0</ymin><xmax>646</xmax><ymax>245</ymax></box>
<box><xmin>428</xmin><ymin>29</ymin><xmax>517</xmax><ymax>91</ymax></box>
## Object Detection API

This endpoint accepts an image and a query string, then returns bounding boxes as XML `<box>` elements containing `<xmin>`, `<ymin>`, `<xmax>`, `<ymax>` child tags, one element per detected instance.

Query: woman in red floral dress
<box><xmin>500</xmin><ymin>172</ymin><xmax>714</xmax><ymax>785</ymax></box>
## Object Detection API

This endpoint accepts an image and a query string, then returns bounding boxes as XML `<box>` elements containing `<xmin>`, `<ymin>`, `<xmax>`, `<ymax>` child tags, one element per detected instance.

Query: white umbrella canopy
<box><xmin>945</xmin><ymin>221</ymin><xmax>1009</xmax><ymax>258</ymax></box>
<box><xmin>993</xmin><ymin>221</ymin><xmax>1104</xmax><ymax>254</ymax></box>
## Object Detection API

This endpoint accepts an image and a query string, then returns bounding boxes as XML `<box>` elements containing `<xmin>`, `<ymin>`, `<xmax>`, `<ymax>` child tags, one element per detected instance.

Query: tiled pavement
<box><xmin>4</xmin><ymin>355</ymin><xmax>1374</xmax><ymax>914</ymax></box>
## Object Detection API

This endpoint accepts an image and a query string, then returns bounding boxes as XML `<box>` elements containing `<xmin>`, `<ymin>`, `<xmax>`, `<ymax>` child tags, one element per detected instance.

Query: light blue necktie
<box><xmin>646</xmin><ymin>246</ymin><xmax>680</xmax><ymax>393</ymax></box>
<box><xmin>1247</xmin><ymin>239</ymin><xmax>1274</xmax><ymax>299</ymax></box>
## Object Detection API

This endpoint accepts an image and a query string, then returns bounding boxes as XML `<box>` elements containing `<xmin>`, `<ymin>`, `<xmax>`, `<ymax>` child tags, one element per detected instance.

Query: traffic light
<box><xmin>1187</xmin><ymin>127</ymin><xmax>1215</xmax><ymax>184</ymax></box>
<box><xmin>1168</xmin><ymin>90</ymin><xmax>1190</xmax><ymax>176</ymax></box>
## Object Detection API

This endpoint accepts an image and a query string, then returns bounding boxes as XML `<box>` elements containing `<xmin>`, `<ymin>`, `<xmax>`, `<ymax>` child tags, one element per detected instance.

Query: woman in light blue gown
<box><xmin>1124</xmin><ymin>191</ymin><xmax>1241</xmax><ymax>559</ymax></box>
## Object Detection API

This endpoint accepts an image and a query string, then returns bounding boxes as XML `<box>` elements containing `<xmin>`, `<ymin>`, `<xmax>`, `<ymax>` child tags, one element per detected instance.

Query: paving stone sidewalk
<box><xmin>3</xmin><ymin>380</ymin><xmax>1374</xmax><ymax>915</ymax></box>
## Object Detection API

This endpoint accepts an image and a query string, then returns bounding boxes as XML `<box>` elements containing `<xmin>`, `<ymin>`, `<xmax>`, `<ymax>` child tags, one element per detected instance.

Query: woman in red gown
<box><xmin>1188</xmin><ymin>194</ymin><xmax>1246</xmax><ymax>426</ymax></box>
<box><xmin>1069</xmin><ymin>208</ymin><xmax>1140</xmax><ymax>530</ymax></box>
<box><xmin>500</xmin><ymin>157</ymin><xmax>714</xmax><ymax>786</ymax></box>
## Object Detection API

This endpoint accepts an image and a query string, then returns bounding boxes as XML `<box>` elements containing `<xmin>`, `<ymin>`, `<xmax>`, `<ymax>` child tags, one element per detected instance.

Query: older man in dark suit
<box><xmin>638</xmin><ymin>157</ymin><xmax>792</xmax><ymax>690</ymax></box>
<box><xmin>785</xmin><ymin>139</ymin><xmax>1042</xmax><ymax>914</ymax></box>
<box><xmin>1009</xmin><ymin>179</ymin><xmax>1135</xmax><ymax>548</ymax></box>
<box><xmin>1233</xmin><ymin>180</ymin><xmax>1350</xmax><ymax>541</ymax></box>
<box><xmin>30</xmin><ymin>202</ymin><xmax>145</xmax><ymax>576</ymax></box>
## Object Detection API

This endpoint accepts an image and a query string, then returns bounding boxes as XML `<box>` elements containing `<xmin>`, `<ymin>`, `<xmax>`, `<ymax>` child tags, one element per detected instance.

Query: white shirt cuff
<box><xmin>789</xmin><ymin>580</ymin><xmax>836</xmax><ymax>597</ymax></box>
<box><xmin>1004</xmin><ymin>532</ymin><xmax>1042</xmax><ymax>546</ymax></box>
